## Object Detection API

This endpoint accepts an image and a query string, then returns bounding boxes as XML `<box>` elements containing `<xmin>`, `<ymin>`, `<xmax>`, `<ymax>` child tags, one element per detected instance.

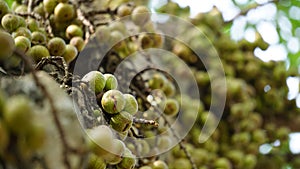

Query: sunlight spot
<box><xmin>287</xmin><ymin>77</ymin><xmax>299</xmax><ymax>100</ymax></box>
<box><xmin>290</xmin><ymin>133</ymin><xmax>300</xmax><ymax>154</ymax></box>
<box><xmin>231</xmin><ymin>16</ymin><xmax>247</xmax><ymax>40</ymax></box>
<box><xmin>255</xmin><ymin>0</ymin><xmax>269</xmax><ymax>4</ymax></box>
<box><xmin>289</xmin><ymin>6</ymin><xmax>300</xmax><ymax>20</ymax></box>
<box><xmin>244</xmin><ymin>27</ymin><xmax>256</xmax><ymax>42</ymax></box>
<box><xmin>264</xmin><ymin>85</ymin><xmax>271</xmax><ymax>92</ymax></box>
<box><xmin>234</xmin><ymin>0</ymin><xmax>249</xmax><ymax>5</ymax></box>
<box><xmin>296</xmin><ymin>95</ymin><xmax>300</xmax><ymax>108</ymax></box>
<box><xmin>273</xmin><ymin>140</ymin><xmax>280</xmax><ymax>147</ymax></box>
<box><xmin>287</xmin><ymin>37</ymin><xmax>300</xmax><ymax>54</ymax></box>
<box><xmin>259</xmin><ymin>144</ymin><xmax>272</xmax><ymax>154</ymax></box>
<box><xmin>257</xmin><ymin>21</ymin><xmax>279</xmax><ymax>44</ymax></box>
<box><xmin>254</xmin><ymin>44</ymin><xmax>287</xmax><ymax>61</ymax></box>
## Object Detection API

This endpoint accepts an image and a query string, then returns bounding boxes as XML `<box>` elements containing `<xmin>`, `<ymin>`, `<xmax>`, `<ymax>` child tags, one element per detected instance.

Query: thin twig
<box><xmin>15</xmin><ymin>12</ymin><xmax>43</xmax><ymax>20</ymax></box>
<box><xmin>76</xmin><ymin>8</ymin><xmax>95</xmax><ymax>41</ymax></box>
<box><xmin>133</xmin><ymin>116</ymin><xmax>159</xmax><ymax>127</ymax></box>
<box><xmin>27</xmin><ymin>0</ymin><xmax>34</xmax><ymax>13</ymax></box>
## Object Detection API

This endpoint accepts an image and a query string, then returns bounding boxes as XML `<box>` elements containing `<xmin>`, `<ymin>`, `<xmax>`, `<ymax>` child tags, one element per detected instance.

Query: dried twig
<box><xmin>76</xmin><ymin>8</ymin><xmax>95</xmax><ymax>41</ymax></box>
<box><xmin>133</xmin><ymin>116</ymin><xmax>159</xmax><ymax>127</ymax></box>
<box><xmin>27</xmin><ymin>0</ymin><xmax>34</xmax><ymax>13</ymax></box>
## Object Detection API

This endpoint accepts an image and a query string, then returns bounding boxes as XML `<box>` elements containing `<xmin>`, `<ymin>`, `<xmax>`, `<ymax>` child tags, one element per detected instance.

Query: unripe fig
<box><xmin>109</xmin><ymin>22</ymin><xmax>127</xmax><ymax>35</ymax></box>
<box><xmin>227</xmin><ymin>150</ymin><xmax>244</xmax><ymax>166</ymax></box>
<box><xmin>52</xmin><ymin>17</ymin><xmax>69</xmax><ymax>32</ymax></box>
<box><xmin>157</xmin><ymin>136</ymin><xmax>172</xmax><ymax>151</ymax></box>
<box><xmin>47</xmin><ymin>37</ymin><xmax>66</xmax><ymax>56</ymax></box>
<box><xmin>152</xmin><ymin>160</ymin><xmax>168</xmax><ymax>169</ymax></box>
<box><xmin>33</xmin><ymin>3</ymin><xmax>45</xmax><ymax>17</ymax></box>
<box><xmin>191</xmin><ymin>148</ymin><xmax>209</xmax><ymax>165</ymax></box>
<box><xmin>163</xmin><ymin>98</ymin><xmax>179</xmax><ymax>116</ymax></box>
<box><xmin>62</xmin><ymin>44</ymin><xmax>78</xmax><ymax>63</ymax></box>
<box><xmin>172</xmin><ymin>158</ymin><xmax>191</xmax><ymax>169</ymax></box>
<box><xmin>131</xmin><ymin>6</ymin><xmax>150</xmax><ymax>25</ymax></box>
<box><xmin>110</xmin><ymin>111</ymin><xmax>133</xmax><ymax>132</ymax></box>
<box><xmin>3</xmin><ymin>95</ymin><xmax>33</xmax><ymax>134</ymax></box>
<box><xmin>215</xmin><ymin>158</ymin><xmax>232</xmax><ymax>169</ymax></box>
<box><xmin>54</xmin><ymin>3</ymin><xmax>75</xmax><ymax>22</ymax></box>
<box><xmin>117</xmin><ymin>148</ymin><xmax>136</xmax><ymax>169</ymax></box>
<box><xmin>14</xmin><ymin>5</ymin><xmax>27</xmax><ymax>13</ymax></box>
<box><xmin>232</xmin><ymin>132</ymin><xmax>251</xmax><ymax>145</ymax></box>
<box><xmin>172</xmin><ymin>145</ymin><xmax>186</xmax><ymax>158</ymax></box>
<box><xmin>252</xmin><ymin>129</ymin><xmax>267</xmax><ymax>144</ymax></box>
<box><xmin>139</xmin><ymin>166</ymin><xmax>152</xmax><ymax>169</ymax></box>
<box><xmin>101</xmin><ymin>90</ymin><xmax>125</xmax><ymax>114</ymax></box>
<box><xmin>109</xmin><ymin>30</ymin><xmax>124</xmax><ymax>44</ymax></box>
<box><xmin>242</xmin><ymin>154</ymin><xmax>257</xmax><ymax>169</ymax></box>
<box><xmin>172</xmin><ymin>42</ymin><xmax>191</xmax><ymax>61</ymax></box>
<box><xmin>16</xmin><ymin>15</ymin><xmax>26</xmax><ymax>28</ymax></box>
<box><xmin>70</xmin><ymin>36</ymin><xmax>85</xmax><ymax>51</ymax></box>
<box><xmin>162</xmin><ymin>80</ymin><xmax>175</xmax><ymax>97</ymax></box>
<box><xmin>26</xmin><ymin>18</ymin><xmax>39</xmax><ymax>32</ymax></box>
<box><xmin>123</xmin><ymin>94</ymin><xmax>138</xmax><ymax>115</ymax></box>
<box><xmin>43</xmin><ymin>0</ymin><xmax>58</xmax><ymax>14</ymax></box>
<box><xmin>103</xmin><ymin>139</ymin><xmax>125</xmax><ymax>165</ymax></box>
<box><xmin>3</xmin><ymin>54</ymin><xmax>22</xmax><ymax>69</ymax></box>
<box><xmin>153</xmin><ymin>33</ymin><xmax>164</xmax><ymax>48</ymax></box>
<box><xmin>148</xmin><ymin>73</ymin><xmax>166</xmax><ymax>89</ymax></box>
<box><xmin>12</xmin><ymin>27</ymin><xmax>32</xmax><ymax>40</ymax></box>
<box><xmin>66</xmin><ymin>24</ymin><xmax>83</xmax><ymax>39</ymax></box>
<box><xmin>117</xmin><ymin>4</ymin><xmax>132</xmax><ymax>17</ymax></box>
<box><xmin>276</xmin><ymin>127</ymin><xmax>290</xmax><ymax>140</ymax></box>
<box><xmin>92</xmin><ymin>109</ymin><xmax>101</xmax><ymax>117</ymax></box>
<box><xmin>82</xmin><ymin>71</ymin><xmax>106</xmax><ymax>94</ymax></box>
<box><xmin>95</xmin><ymin>25</ymin><xmax>110</xmax><ymax>42</ymax></box>
<box><xmin>1</xmin><ymin>14</ymin><xmax>20</xmax><ymax>32</ymax></box>
<box><xmin>87</xmin><ymin>125</ymin><xmax>114</xmax><ymax>156</ymax></box>
<box><xmin>31</xmin><ymin>31</ymin><xmax>47</xmax><ymax>45</ymax></box>
<box><xmin>26</xmin><ymin>45</ymin><xmax>50</xmax><ymax>62</ymax></box>
<box><xmin>0</xmin><ymin>0</ymin><xmax>9</xmax><ymax>20</ymax></box>
<box><xmin>0</xmin><ymin>30</ymin><xmax>14</xmax><ymax>60</ymax></box>
<box><xmin>87</xmin><ymin>153</ymin><xmax>107</xmax><ymax>169</ymax></box>
<box><xmin>104</xmin><ymin>73</ymin><xmax>118</xmax><ymax>90</ymax></box>
<box><xmin>14</xmin><ymin>36</ymin><xmax>31</xmax><ymax>53</ymax></box>
<box><xmin>136</xmin><ymin>139</ymin><xmax>150</xmax><ymax>156</ymax></box>
<box><xmin>138</xmin><ymin>33</ymin><xmax>154</xmax><ymax>49</ymax></box>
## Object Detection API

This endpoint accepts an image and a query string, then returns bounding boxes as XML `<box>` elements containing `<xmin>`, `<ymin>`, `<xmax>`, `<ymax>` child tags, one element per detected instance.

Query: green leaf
<box><xmin>223</xmin><ymin>22</ymin><xmax>233</xmax><ymax>35</ymax></box>
<box><xmin>4</xmin><ymin>0</ymin><xmax>13</xmax><ymax>8</ymax></box>
<box><xmin>288</xmin><ymin>52</ymin><xmax>300</xmax><ymax>68</ymax></box>
<box><xmin>291</xmin><ymin>0</ymin><xmax>300</xmax><ymax>6</ymax></box>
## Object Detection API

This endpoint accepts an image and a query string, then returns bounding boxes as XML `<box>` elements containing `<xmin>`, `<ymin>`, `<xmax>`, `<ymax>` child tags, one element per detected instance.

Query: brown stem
<box><xmin>133</xmin><ymin>116</ymin><xmax>159</xmax><ymax>127</ymax></box>
<box><xmin>76</xmin><ymin>8</ymin><xmax>95</xmax><ymax>42</ymax></box>
<box><xmin>14</xmin><ymin>50</ymin><xmax>72</xmax><ymax>169</ymax></box>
